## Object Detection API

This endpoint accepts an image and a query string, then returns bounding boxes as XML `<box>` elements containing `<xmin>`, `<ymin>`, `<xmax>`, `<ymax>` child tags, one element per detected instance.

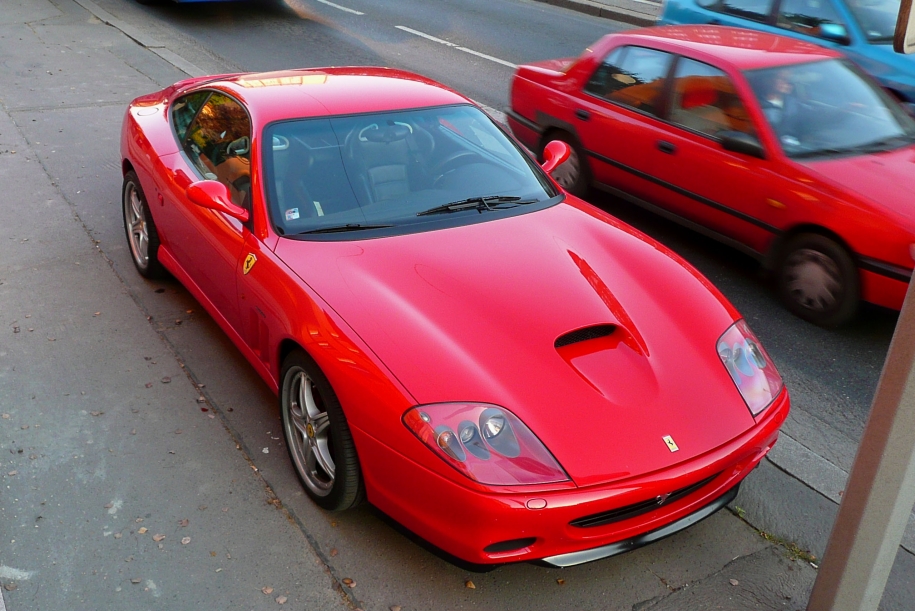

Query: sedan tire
<box><xmin>122</xmin><ymin>170</ymin><xmax>165</xmax><ymax>279</ymax></box>
<box><xmin>776</xmin><ymin>233</ymin><xmax>859</xmax><ymax>327</ymax></box>
<box><xmin>280</xmin><ymin>349</ymin><xmax>364</xmax><ymax>511</ymax></box>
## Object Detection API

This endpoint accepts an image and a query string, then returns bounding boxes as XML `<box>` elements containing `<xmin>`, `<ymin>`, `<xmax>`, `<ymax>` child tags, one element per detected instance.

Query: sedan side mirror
<box><xmin>719</xmin><ymin>131</ymin><xmax>766</xmax><ymax>159</ymax></box>
<box><xmin>541</xmin><ymin>140</ymin><xmax>571</xmax><ymax>174</ymax></box>
<box><xmin>187</xmin><ymin>180</ymin><xmax>250</xmax><ymax>223</ymax></box>
<box><xmin>819</xmin><ymin>23</ymin><xmax>851</xmax><ymax>45</ymax></box>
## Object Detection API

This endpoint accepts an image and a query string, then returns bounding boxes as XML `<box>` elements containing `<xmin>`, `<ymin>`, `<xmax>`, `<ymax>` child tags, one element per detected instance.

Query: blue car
<box><xmin>659</xmin><ymin>0</ymin><xmax>915</xmax><ymax>101</ymax></box>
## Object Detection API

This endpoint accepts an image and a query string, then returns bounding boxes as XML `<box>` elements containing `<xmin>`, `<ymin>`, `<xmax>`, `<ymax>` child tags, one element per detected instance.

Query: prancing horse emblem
<box><xmin>663</xmin><ymin>435</ymin><xmax>679</xmax><ymax>453</ymax></box>
<box><xmin>243</xmin><ymin>253</ymin><xmax>257</xmax><ymax>275</ymax></box>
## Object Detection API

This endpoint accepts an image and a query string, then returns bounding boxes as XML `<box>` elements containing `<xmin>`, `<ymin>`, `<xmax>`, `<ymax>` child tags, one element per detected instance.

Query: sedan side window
<box><xmin>182</xmin><ymin>93</ymin><xmax>252</xmax><ymax>210</ymax></box>
<box><xmin>777</xmin><ymin>0</ymin><xmax>846</xmax><ymax>38</ymax></box>
<box><xmin>719</xmin><ymin>0</ymin><xmax>776</xmax><ymax>21</ymax></box>
<box><xmin>584</xmin><ymin>46</ymin><xmax>674</xmax><ymax>117</ymax></box>
<box><xmin>669</xmin><ymin>58</ymin><xmax>756</xmax><ymax>139</ymax></box>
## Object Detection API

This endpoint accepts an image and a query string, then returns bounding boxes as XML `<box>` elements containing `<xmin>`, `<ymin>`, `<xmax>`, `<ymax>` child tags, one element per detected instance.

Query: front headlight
<box><xmin>717</xmin><ymin>320</ymin><xmax>783</xmax><ymax>416</ymax></box>
<box><xmin>403</xmin><ymin>403</ymin><xmax>569</xmax><ymax>486</ymax></box>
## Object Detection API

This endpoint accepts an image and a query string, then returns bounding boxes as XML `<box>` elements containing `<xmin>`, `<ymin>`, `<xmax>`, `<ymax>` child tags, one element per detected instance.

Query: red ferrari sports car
<box><xmin>120</xmin><ymin>66</ymin><xmax>788</xmax><ymax>567</ymax></box>
<box><xmin>507</xmin><ymin>25</ymin><xmax>915</xmax><ymax>327</ymax></box>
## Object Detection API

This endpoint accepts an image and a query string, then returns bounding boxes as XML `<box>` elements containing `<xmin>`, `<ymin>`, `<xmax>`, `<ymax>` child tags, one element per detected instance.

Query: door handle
<box><xmin>575</xmin><ymin>109</ymin><xmax>591</xmax><ymax>121</ymax></box>
<box><xmin>657</xmin><ymin>140</ymin><xmax>676</xmax><ymax>154</ymax></box>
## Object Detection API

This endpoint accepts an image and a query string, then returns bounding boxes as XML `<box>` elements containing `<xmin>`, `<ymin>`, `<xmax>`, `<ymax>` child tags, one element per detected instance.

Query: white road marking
<box><xmin>396</xmin><ymin>26</ymin><xmax>517</xmax><ymax>69</ymax></box>
<box><xmin>314</xmin><ymin>0</ymin><xmax>364</xmax><ymax>15</ymax></box>
<box><xmin>0</xmin><ymin>566</ymin><xmax>34</xmax><ymax>581</ymax></box>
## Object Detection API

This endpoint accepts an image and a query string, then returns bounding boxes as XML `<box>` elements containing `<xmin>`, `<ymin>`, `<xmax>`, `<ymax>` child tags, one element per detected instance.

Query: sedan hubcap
<box><xmin>550</xmin><ymin>146</ymin><xmax>580</xmax><ymax>190</ymax></box>
<box><xmin>784</xmin><ymin>248</ymin><xmax>841</xmax><ymax>312</ymax></box>
<box><xmin>284</xmin><ymin>368</ymin><xmax>335</xmax><ymax>496</ymax></box>
<box><xmin>124</xmin><ymin>182</ymin><xmax>149</xmax><ymax>268</ymax></box>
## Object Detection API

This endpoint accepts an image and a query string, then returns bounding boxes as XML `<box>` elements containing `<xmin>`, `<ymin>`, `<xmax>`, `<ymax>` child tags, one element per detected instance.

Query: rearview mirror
<box><xmin>719</xmin><ymin>131</ymin><xmax>766</xmax><ymax>159</ymax></box>
<box><xmin>187</xmin><ymin>180</ymin><xmax>250</xmax><ymax>223</ymax></box>
<box><xmin>541</xmin><ymin>140</ymin><xmax>572</xmax><ymax>174</ymax></box>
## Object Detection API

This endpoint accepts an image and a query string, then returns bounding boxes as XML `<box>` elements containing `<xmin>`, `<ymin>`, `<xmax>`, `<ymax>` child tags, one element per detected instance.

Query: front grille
<box><xmin>554</xmin><ymin>324</ymin><xmax>616</xmax><ymax>348</ymax></box>
<box><xmin>570</xmin><ymin>473</ymin><xmax>721</xmax><ymax>528</ymax></box>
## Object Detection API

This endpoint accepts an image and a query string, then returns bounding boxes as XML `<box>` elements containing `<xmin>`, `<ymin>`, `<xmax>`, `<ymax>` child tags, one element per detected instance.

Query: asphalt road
<box><xmin>3</xmin><ymin>0</ymin><xmax>910</xmax><ymax>608</ymax></box>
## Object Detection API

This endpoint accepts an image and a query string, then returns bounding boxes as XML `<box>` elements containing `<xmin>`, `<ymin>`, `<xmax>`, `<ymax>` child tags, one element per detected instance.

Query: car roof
<box><xmin>196</xmin><ymin>67</ymin><xmax>472</xmax><ymax>123</ymax></box>
<box><xmin>608</xmin><ymin>25</ymin><xmax>843</xmax><ymax>71</ymax></box>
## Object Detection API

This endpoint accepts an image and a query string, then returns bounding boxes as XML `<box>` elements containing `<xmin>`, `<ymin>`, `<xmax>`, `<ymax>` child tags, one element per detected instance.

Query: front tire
<box><xmin>122</xmin><ymin>170</ymin><xmax>165</xmax><ymax>279</ymax></box>
<box><xmin>776</xmin><ymin>233</ymin><xmax>859</xmax><ymax>327</ymax></box>
<box><xmin>280</xmin><ymin>350</ymin><xmax>363</xmax><ymax>511</ymax></box>
<box><xmin>541</xmin><ymin>131</ymin><xmax>590</xmax><ymax>198</ymax></box>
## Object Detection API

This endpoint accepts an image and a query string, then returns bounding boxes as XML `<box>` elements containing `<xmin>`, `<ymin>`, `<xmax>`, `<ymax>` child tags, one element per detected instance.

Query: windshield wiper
<box><xmin>298</xmin><ymin>223</ymin><xmax>392</xmax><ymax>234</ymax></box>
<box><xmin>853</xmin><ymin>134</ymin><xmax>915</xmax><ymax>154</ymax></box>
<box><xmin>416</xmin><ymin>195</ymin><xmax>537</xmax><ymax>216</ymax></box>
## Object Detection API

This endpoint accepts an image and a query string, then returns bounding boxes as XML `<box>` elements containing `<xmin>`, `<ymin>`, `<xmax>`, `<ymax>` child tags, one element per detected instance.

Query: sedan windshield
<box><xmin>262</xmin><ymin>105</ymin><xmax>557</xmax><ymax>237</ymax></box>
<box><xmin>846</xmin><ymin>0</ymin><xmax>899</xmax><ymax>42</ymax></box>
<box><xmin>745</xmin><ymin>59</ymin><xmax>915</xmax><ymax>159</ymax></box>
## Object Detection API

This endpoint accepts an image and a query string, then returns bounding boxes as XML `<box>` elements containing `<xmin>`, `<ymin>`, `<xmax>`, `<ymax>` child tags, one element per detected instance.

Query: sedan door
<box><xmin>638</xmin><ymin>57</ymin><xmax>782</xmax><ymax>256</ymax></box>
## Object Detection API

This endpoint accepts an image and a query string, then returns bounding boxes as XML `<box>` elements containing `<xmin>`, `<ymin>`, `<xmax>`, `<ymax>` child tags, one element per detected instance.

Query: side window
<box><xmin>182</xmin><ymin>93</ymin><xmax>252</xmax><ymax>210</ymax></box>
<box><xmin>777</xmin><ymin>0</ymin><xmax>845</xmax><ymax>37</ymax></box>
<box><xmin>584</xmin><ymin>46</ymin><xmax>674</xmax><ymax>116</ymax></box>
<box><xmin>669</xmin><ymin>58</ymin><xmax>756</xmax><ymax>139</ymax></box>
<box><xmin>720</xmin><ymin>0</ymin><xmax>776</xmax><ymax>21</ymax></box>
<box><xmin>171</xmin><ymin>91</ymin><xmax>210</xmax><ymax>144</ymax></box>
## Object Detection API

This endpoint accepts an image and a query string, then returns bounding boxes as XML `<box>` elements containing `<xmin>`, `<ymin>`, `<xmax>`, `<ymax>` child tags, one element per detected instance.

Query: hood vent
<box><xmin>554</xmin><ymin>324</ymin><xmax>616</xmax><ymax>349</ymax></box>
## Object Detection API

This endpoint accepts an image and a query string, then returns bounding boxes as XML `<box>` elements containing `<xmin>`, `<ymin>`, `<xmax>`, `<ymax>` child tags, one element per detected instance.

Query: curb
<box><xmin>529</xmin><ymin>0</ymin><xmax>660</xmax><ymax>27</ymax></box>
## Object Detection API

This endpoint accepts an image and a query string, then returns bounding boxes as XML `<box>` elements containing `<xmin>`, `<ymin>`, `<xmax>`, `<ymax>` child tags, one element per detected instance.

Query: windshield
<box><xmin>262</xmin><ymin>105</ymin><xmax>557</xmax><ymax>237</ymax></box>
<box><xmin>846</xmin><ymin>0</ymin><xmax>899</xmax><ymax>42</ymax></box>
<box><xmin>746</xmin><ymin>59</ymin><xmax>915</xmax><ymax>159</ymax></box>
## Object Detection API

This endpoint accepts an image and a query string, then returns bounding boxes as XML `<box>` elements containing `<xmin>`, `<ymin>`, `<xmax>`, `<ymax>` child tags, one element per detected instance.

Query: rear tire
<box><xmin>280</xmin><ymin>350</ymin><xmax>364</xmax><ymax>511</ymax></box>
<box><xmin>122</xmin><ymin>171</ymin><xmax>165</xmax><ymax>279</ymax></box>
<box><xmin>541</xmin><ymin>131</ymin><xmax>590</xmax><ymax>198</ymax></box>
<box><xmin>776</xmin><ymin>233</ymin><xmax>859</xmax><ymax>327</ymax></box>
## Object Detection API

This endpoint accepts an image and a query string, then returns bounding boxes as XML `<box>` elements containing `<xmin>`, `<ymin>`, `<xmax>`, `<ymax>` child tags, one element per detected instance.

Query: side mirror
<box><xmin>904</xmin><ymin>102</ymin><xmax>915</xmax><ymax>118</ymax></box>
<box><xmin>541</xmin><ymin>140</ymin><xmax>572</xmax><ymax>174</ymax></box>
<box><xmin>187</xmin><ymin>180</ymin><xmax>250</xmax><ymax>223</ymax></box>
<box><xmin>719</xmin><ymin>131</ymin><xmax>766</xmax><ymax>159</ymax></box>
<box><xmin>819</xmin><ymin>23</ymin><xmax>851</xmax><ymax>45</ymax></box>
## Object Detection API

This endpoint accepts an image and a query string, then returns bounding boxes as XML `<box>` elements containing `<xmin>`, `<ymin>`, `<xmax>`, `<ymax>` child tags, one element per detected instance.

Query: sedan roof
<box><xmin>197</xmin><ymin>67</ymin><xmax>472</xmax><ymax>124</ymax></box>
<box><xmin>608</xmin><ymin>25</ymin><xmax>843</xmax><ymax>71</ymax></box>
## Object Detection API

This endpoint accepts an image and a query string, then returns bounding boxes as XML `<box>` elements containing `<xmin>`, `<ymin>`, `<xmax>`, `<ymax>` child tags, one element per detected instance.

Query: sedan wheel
<box><xmin>777</xmin><ymin>234</ymin><xmax>859</xmax><ymax>327</ymax></box>
<box><xmin>122</xmin><ymin>170</ymin><xmax>164</xmax><ymax>279</ymax></box>
<box><xmin>280</xmin><ymin>350</ymin><xmax>363</xmax><ymax>511</ymax></box>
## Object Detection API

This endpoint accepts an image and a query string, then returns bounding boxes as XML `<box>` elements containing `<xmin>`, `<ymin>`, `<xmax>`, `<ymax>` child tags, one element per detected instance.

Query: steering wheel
<box><xmin>432</xmin><ymin>150</ymin><xmax>479</xmax><ymax>183</ymax></box>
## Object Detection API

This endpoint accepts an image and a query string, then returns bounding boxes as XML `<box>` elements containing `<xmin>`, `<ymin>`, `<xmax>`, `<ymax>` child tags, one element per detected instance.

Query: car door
<box><xmin>573</xmin><ymin>45</ymin><xmax>677</xmax><ymax>202</ymax></box>
<box><xmin>162</xmin><ymin>91</ymin><xmax>253</xmax><ymax>332</ymax></box>
<box><xmin>639</xmin><ymin>57</ymin><xmax>781</xmax><ymax>255</ymax></box>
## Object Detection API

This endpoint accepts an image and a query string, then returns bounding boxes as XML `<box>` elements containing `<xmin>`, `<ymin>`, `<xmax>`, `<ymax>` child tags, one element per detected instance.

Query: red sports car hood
<box><xmin>275</xmin><ymin>202</ymin><xmax>759</xmax><ymax>486</ymax></box>
<box><xmin>800</xmin><ymin>145</ymin><xmax>915</xmax><ymax>219</ymax></box>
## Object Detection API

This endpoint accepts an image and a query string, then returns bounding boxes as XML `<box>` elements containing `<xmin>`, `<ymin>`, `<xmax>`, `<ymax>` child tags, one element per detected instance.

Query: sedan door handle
<box><xmin>575</xmin><ymin>109</ymin><xmax>591</xmax><ymax>121</ymax></box>
<box><xmin>657</xmin><ymin>140</ymin><xmax>677</xmax><ymax>154</ymax></box>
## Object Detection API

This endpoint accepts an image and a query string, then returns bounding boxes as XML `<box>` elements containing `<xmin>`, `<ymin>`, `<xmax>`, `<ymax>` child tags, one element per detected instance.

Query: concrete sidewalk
<box><xmin>532</xmin><ymin>0</ymin><xmax>662</xmax><ymax>26</ymax></box>
<box><xmin>0</xmin><ymin>0</ymin><xmax>908</xmax><ymax>609</ymax></box>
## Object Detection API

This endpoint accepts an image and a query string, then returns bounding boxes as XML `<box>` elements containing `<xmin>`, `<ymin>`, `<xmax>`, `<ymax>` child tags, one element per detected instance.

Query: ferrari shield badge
<box><xmin>243</xmin><ymin>253</ymin><xmax>257</xmax><ymax>275</ymax></box>
<box><xmin>663</xmin><ymin>435</ymin><xmax>679</xmax><ymax>453</ymax></box>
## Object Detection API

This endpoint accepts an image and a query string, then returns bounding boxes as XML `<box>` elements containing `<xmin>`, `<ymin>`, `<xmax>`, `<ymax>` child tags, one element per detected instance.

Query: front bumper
<box><xmin>354</xmin><ymin>389</ymin><xmax>789</xmax><ymax>566</ymax></box>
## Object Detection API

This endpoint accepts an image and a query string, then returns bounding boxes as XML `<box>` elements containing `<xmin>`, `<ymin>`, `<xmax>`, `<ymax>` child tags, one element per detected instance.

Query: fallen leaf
<box><xmin>175</xmin><ymin>319</ymin><xmax>182</xmax><ymax>325</ymax></box>
<box><xmin>20</xmin><ymin>425</ymin><xmax>28</xmax><ymax>430</ymax></box>
<box><xmin>729</xmin><ymin>579</ymin><xmax>739</xmax><ymax>586</ymax></box>
<box><xmin>175</xmin><ymin>429</ymin><xmax>182</xmax><ymax>434</ymax></box>
<box><xmin>131</xmin><ymin>578</ymin><xmax>141</xmax><ymax>584</ymax></box>
<box><xmin>90</xmin><ymin>411</ymin><xmax>102</xmax><ymax>417</ymax></box>
<box><xmin>197</xmin><ymin>397</ymin><xmax>206</xmax><ymax>403</ymax></box>
<box><xmin>94</xmin><ymin>312</ymin><xmax>100</xmax><ymax>316</ymax></box>
<box><xmin>556</xmin><ymin>578</ymin><xmax>565</xmax><ymax>585</ymax></box>
<box><xmin>104</xmin><ymin>503</ymin><xmax>113</xmax><ymax>509</ymax></box>
<box><xmin>215</xmin><ymin>568</ymin><xmax>222</xmax><ymax>572</ymax></box>
<box><xmin>161</xmin><ymin>377</ymin><xmax>171</xmax><ymax>384</ymax></box>
<box><xmin>114</xmin><ymin>533</ymin><xmax>122</xmax><ymax>539</ymax></box>
<box><xmin>330</xmin><ymin>548</ymin><xmax>338</xmax><ymax>557</ymax></box>
<box><xmin>210</xmin><ymin>551</ymin><xmax>217</xmax><ymax>557</ymax></box>
<box><xmin>12</xmin><ymin>327</ymin><xmax>19</xmax><ymax>334</ymax></box>
<box><xmin>276</xmin><ymin>596</ymin><xmax>288</xmax><ymax>604</ymax></box>
<box><xmin>1</xmin><ymin>414</ymin><xmax>9</xmax><ymax>419</ymax></box>
<box><xmin>4</xmin><ymin>583</ymin><xmax>16</xmax><ymax>592</ymax></box>
<box><xmin>145</xmin><ymin>383</ymin><xmax>152</xmax><ymax>388</ymax></box>
<box><xmin>198</xmin><ymin>505</ymin><xmax>207</xmax><ymax>511</ymax></box>
<box><xmin>186</xmin><ymin>309</ymin><xmax>194</xmax><ymax>314</ymax></box>
<box><xmin>465</xmin><ymin>579</ymin><xmax>476</xmax><ymax>589</ymax></box>
<box><xmin>181</xmin><ymin>537</ymin><xmax>191</xmax><ymax>545</ymax></box>
<box><xmin>152</xmin><ymin>534</ymin><xmax>165</xmax><ymax>542</ymax></box>
<box><xmin>7</xmin><ymin>471</ymin><xmax>17</xmax><ymax>476</ymax></box>
<box><xmin>262</xmin><ymin>448</ymin><xmax>269</xmax><ymax>454</ymax></box>
<box><xmin>130</xmin><ymin>429</ymin><xmax>136</xmax><ymax>435</ymax></box>
<box><xmin>135</xmin><ymin>518</ymin><xmax>144</xmax><ymax>523</ymax></box>
<box><xmin>390</xmin><ymin>607</ymin><xmax>402</xmax><ymax>611</ymax></box>
<box><xmin>262</xmin><ymin>587</ymin><xmax>274</xmax><ymax>595</ymax></box>
<box><xmin>138</xmin><ymin>527</ymin><xmax>148</xmax><ymax>534</ymax></box>
<box><xmin>342</xmin><ymin>578</ymin><xmax>355</xmax><ymax>588</ymax></box>
<box><xmin>179</xmin><ymin>519</ymin><xmax>189</xmax><ymax>527</ymax></box>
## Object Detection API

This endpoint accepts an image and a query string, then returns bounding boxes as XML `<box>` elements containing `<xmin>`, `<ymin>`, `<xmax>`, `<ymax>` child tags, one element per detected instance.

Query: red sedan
<box><xmin>120</xmin><ymin>67</ymin><xmax>788</xmax><ymax>567</ymax></box>
<box><xmin>507</xmin><ymin>25</ymin><xmax>915</xmax><ymax>327</ymax></box>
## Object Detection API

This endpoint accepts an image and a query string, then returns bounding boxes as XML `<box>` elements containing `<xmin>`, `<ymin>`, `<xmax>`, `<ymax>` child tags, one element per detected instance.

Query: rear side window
<box><xmin>669</xmin><ymin>58</ymin><xmax>756</xmax><ymax>138</ymax></box>
<box><xmin>584</xmin><ymin>46</ymin><xmax>674</xmax><ymax>116</ymax></box>
<box><xmin>719</xmin><ymin>0</ymin><xmax>775</xmax><ymax>21</ymax></box>
<box><xmin>171</xmin><ymin>91</ymin><xmax>210</xmax><ymax>144</ymax></box>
